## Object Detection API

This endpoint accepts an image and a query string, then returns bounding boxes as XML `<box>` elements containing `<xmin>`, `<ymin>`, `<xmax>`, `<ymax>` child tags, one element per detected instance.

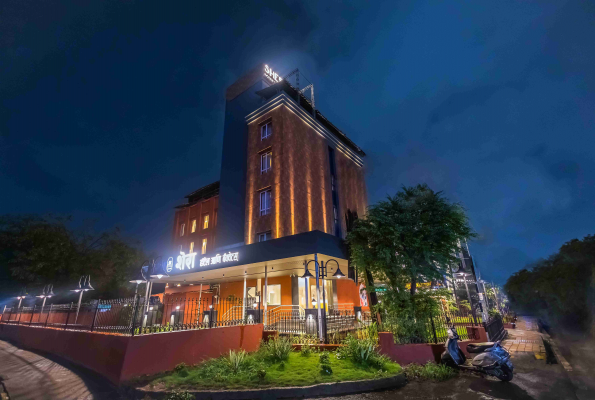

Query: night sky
<box><xmin>2</xmin><ymin>1</ymin><xmax>594</xmax><ymax>284</ymax></box>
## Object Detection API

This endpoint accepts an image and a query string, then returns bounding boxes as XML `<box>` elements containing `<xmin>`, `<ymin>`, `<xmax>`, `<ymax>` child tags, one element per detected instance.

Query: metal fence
<box><xmin>485</xmin><ymin>315</ymin><xmax>506</xmax><ymax>341</ymax></box>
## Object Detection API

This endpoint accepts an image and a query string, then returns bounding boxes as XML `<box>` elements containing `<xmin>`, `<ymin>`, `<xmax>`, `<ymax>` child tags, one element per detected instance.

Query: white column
<box><xmin>243</xmin><ymin>276</ymin><xmax>247</xmax><ymax>320</ymax></box>
<box><xmin>263</xmin><ymin>266</ymin><xmax>268</xmax><ymax>326</ymax></box>
<box><xmin>314</xmin><ymin>254</ymin><xmax>323</xmax><ymax>342</ymax></box>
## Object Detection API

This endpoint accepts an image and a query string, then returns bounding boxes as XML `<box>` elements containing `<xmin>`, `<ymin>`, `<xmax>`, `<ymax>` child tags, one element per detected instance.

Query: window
<box><xmin>189</xmin><ymin>242</ymin><xmax>194</xmax><ymax>253</ymax></box>
<box><xmin>201</xmin><ymin>238</ymin><xmax>207</xmax><ymax>254</ymax></box>
<box><xmin>247</xmin><ymin>287</ymin><xmax>257</xmax><ymax>299</ymax></box>
<box><xmin>191</xmin><ymin>219</ymin><xmax>197</xmax><ymax>233</ymax></box>
<box><xmin>203</xmin><ymin>214</ymin><xmax>209</xmax><ymax>229</ymax></box>
<box><xmin>258</xmin><ymin>231</ymin><xmax>272</xmax><ymax>242</ymax></box>
<box><xmin>266</xmin><ymin>284</ymin><xmax>281</xmax><ymax>305</ymax></box>
<box><xmin>261</xmin><ymin>122</ymin><xmax>272</xmax><ymax>140</ymax></box>
<box><xmin>260</xmin><ymin>189</ymin><xmax>271</xmax><ymax>216</ymax></box>
<box><xmin>328</xmin><ymin>147</ymin><xmax>341</xmax><ymax>237</ymax></box>
<box><xmin>261</xmin><ymin>152</ymin><xmax>272</xmax><ymax>174</ymax></box>
<box><xmin>180</xmin><ymin>223</ymin><xmax>185</xmax><ymax>236</ymax></box>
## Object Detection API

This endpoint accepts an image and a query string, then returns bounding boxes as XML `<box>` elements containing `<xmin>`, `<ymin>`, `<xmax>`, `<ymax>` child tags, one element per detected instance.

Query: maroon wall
<box><xmin>378</xmin><ymin>327</ymin><xmax>489</xmax><ymax>365</ymax></box>
<box><xmin>0</xmin><ymin>323</ymin><xmax>264</xmax><ymax>385</ymax></box>
<box><xmin>120</xmin><ymin>324</ymin><xmax>263</xmax><ymax>381</ymax></box>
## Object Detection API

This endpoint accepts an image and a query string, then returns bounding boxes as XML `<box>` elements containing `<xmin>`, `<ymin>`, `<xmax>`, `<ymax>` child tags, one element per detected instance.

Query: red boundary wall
<box><xmin>378</xmin><ymin>326</ymin><xmax>489</xmax><ymax>365</ymax></box>
<box><xmin>0</xmin><ymin>323</ymin><xmax>263</xmax><ymax>385</ymax></box>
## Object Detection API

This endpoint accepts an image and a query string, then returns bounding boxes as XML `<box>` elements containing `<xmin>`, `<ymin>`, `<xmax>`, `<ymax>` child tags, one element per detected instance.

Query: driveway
<box><xmin>0</xmin><ymin>340</ymin><xmax>119</xmax><ymax>400</ymax></box>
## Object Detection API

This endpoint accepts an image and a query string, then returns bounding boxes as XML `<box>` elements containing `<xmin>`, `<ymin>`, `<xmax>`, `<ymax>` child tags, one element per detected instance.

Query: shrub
<box><xmin>256</xmin><ymin>368</ymin><xmax>267</xmax><ymax>380</ymax></box>
<box><xmin>338</xmin><ymin>335</ymin><xmax>386</xmax><ymax>367</ymax></box>
<box><xmin>320</xmin><ymin>363</ymin><xmax>333</xmax><ymax>375</ymax></box>
<box><xmin>165</xmin><ymin>390</ymin><xmax>195</xmax><ymax>400</ymax></box>
<box><xmin>300</xmin><ymin>344</ymin><xmax>313</xmax><ymax>357</ymax></box>
<box><xmin>227</xmin><ymin>350</ymin><xmax>247</xmax><ymax>373</ymax></box>
<box><xmin>319</xmin><ymin>351</ymin><xmax>330</xmax><ymax>365</ymax></box>
<box><xmin>404</xmin><ymin>362</ymin><xmax>457</xmax><ymax>381</ymax></box>
<box><xmin>260</xmin><ymin>336</ymin><xmax>293</xmax><ymax>362</ymax></box>
<box><xmin>173</xmin><ymin>363</ymin><xmax>188</xmax><ymax>373</ymax></box>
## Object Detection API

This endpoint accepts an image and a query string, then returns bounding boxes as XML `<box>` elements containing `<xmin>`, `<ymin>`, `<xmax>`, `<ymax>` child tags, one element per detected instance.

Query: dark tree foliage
<box><xmin>504</xmin><ymin>235</ymin><xmax>595</xmax><ymax>332</ymax></box>
<box><xmin>0</xmin><ymin>215</ymin><xmax>147</xmax><ymax>301</ymax></box>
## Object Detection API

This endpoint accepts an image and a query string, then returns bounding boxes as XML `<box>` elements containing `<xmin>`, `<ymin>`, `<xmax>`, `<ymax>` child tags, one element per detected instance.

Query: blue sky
<box><xmin>1</xmin><ymin>1</ymin><xmax>594</xmax><ymax>284</ymax></box>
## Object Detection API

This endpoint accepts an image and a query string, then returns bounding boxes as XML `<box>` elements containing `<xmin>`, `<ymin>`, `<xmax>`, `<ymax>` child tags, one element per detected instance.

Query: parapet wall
<box><xmin>0</xmin><ymin>323</ymin><xmax>263</xmax><ymax>385</ymax></box>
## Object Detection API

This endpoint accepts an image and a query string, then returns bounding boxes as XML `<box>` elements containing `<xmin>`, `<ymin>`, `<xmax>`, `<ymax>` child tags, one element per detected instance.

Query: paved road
<box><xmin>550</xmin><ymin>328</ymin><xmax>595</xmax><ymax>400</ymax></box>
<box><xmin>0</xmin><ymin>340</ymin><xmax>119</xmax><ymax>400</ymax></box>
<box><xmin>311</xmin><ymin>316</ymin><xmax>581</xmax><ymax>400</ymax></box>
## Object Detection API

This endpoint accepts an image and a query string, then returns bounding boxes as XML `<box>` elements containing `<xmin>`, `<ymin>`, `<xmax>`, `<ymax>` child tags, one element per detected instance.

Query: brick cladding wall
<box><xmin>245</xmin><ymin>105</ymin><xmax>367</xmax><ymax>244</ymax></box>
<box><xmin>172</xmin><ymin>196</ymin><xmax>219</xmax><ymax>253</ymax></box>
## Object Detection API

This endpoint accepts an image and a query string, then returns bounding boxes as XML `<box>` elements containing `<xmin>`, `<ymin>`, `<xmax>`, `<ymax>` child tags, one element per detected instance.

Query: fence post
<box><xmin>131</xmin><ymin>294</ymin><xmax>140</xmax><ymax>336</ymax></box>
<box><xmin>430</xmin><ymin>315</ymin><xmax>438</xmax><ymax>344</ymax></box>
<box><xmin>64</xmin><ymin>302</ymin><xmax>73</xmax><ymax>330</ymax></box>
<box><xmin>29</xmin><ymin>305</ymin><xmax>36</xmax><ymax>326</ymax></box>
<box><xmin>90</xmin><ymin>299</ymin><xmax>101</xmax><ymax>332</ymax></box>
<box><xmin>209</xmin><ymin>297</ymin><xmax>213</xmax><ymax>329</ymax></box>
<box><xmin>45</xmin><ymin>304</ymin><xmax>52</xmax><ymax>326</ymax></box>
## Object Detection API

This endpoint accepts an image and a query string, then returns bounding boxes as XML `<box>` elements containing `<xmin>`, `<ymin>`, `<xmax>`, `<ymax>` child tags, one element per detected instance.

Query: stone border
<box><xmin>127</xmin><ymin>374</ymin><xmax>407</xmax><ymax>400</ymax></box>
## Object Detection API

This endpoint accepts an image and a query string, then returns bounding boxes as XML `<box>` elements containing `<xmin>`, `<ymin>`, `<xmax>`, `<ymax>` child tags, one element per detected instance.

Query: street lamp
<box><xmin>71</xmin><ymin>275</ymin><xmax>94</xmax><ymax>325</ymax></box>
<box><xmin>16</xmin><ymin>288</ymin><xmax>29</xmax><ymax>308</ymax></box>
<box><xmin>37</xmin><ymin>284</ymin><xmax>55</xmax><ymax>315</ymax></box>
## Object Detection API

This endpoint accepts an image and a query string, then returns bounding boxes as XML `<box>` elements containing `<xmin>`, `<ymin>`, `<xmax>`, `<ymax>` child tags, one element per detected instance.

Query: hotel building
<box><xmin>158</xmin><ymin>64</ymin><xmax>369</xmax><ymax>331</ymax></box>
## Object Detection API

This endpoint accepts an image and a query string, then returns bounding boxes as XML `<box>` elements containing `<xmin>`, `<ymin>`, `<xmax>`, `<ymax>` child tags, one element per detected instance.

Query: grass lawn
<box><xmin>140</xmin><ymin>351</ymin><xmax>401</xmax><ymax>391</ymax></box>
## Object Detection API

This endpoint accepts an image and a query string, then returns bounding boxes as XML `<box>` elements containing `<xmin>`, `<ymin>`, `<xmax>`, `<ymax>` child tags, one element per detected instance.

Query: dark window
<box><xmin>261</xmin><ymin>122</ymin><xmax>272</xmax><ymax>140</ymax></box>
<box><xmin>258</xmin><ymin>231</ymin><xmax>272</xmax><ymax>242</ymax></box>
<box><xmin>260</xmin><ymin>189</ymin><xmax>271</xmax><ymax>216</ymax></box>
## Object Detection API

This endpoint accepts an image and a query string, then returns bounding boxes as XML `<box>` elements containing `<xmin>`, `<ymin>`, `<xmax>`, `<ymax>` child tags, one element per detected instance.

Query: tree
<box><xmin>0</xmin><ymin>214</ymin><xmax>147</xmax><ymax>300</ymax></box>
<box><xmin>347</xmin><ymin>184</ymin><xmax>476</xmax><ymax>296</ymax></box>
<box><xmin>504</xmin><ymin>234</ymin><xmax>595</xmax><ymax>332</ymax></box>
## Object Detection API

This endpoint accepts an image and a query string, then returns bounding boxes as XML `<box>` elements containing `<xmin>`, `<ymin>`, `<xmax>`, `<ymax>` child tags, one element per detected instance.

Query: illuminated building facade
<box><xmin>166</xmin><ymin>64</ymin><xmax>368</xmax><ymax>316</ymax></box>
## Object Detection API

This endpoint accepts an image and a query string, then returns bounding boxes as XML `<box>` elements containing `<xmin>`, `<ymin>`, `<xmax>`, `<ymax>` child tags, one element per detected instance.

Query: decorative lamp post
<box><xmin>16</xmin><ymin>288</ymin><xmax>29</xmax><ymax>308</ymax></box>
<box><xmin>71</xmin><ymin>275</ymin><xmax>94</xmax><ymax>325</ymax></box>
<box><xmin>148</xmin><ymin>257</ymin><xmax>166</xmax><ymax>312</ymax></box>
<box><xmin>37</xmin><ymin>284</ymin><xmax>54</xmax><ymax>315</ymax></box>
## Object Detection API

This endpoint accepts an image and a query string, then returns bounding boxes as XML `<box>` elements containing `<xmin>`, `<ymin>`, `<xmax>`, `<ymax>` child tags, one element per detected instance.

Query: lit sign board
<box><xmin>264</xmin><ymin>64</ymin><xmax>282</xmax><ymax>83</ymax></box>
<box><xmin>200</xmin><ymin>252</ymin><xmax>239</xmax><ymax>267</ymax></box>
<box><xmin>167</xmin><ymin>251</ymin><xmax>240</xmax><ymax>273</ymax></box>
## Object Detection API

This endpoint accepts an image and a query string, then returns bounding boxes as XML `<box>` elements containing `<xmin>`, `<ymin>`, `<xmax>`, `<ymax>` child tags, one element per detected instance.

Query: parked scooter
<box><xmin>441</xmin><ymin>318</ymin><xmax>514</xmax><ymax>381</ymax></box>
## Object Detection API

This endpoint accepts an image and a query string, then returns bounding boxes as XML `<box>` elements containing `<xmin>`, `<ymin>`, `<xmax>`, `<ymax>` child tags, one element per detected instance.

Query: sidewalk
<box><xmin>502</xmin><ymin>316</ymin><xmax>547</xmax><ymax>358</ymax></box>
<box><xmin>0</xmin><ymin>340</ymin><xmax>119</xmax><ymax>400</ymax></box>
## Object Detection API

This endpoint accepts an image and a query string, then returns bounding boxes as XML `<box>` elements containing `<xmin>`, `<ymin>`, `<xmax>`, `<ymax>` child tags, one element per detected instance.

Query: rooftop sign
<box><xmin>264</xmin><ymin>65</ymin><xmax>282</xmax><ymax>83</ymax></box>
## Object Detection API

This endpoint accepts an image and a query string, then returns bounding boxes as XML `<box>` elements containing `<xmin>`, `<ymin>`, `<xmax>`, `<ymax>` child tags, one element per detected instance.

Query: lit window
<box><xmin>261</xmin><ymin>122</ymin><xmax>272</xmax><ymax>140</ymax></box>
<box><xmin>191</xmin><ymin>219</ymin><xmax>197</xmax><ymax>233</ymax></box>
<box><xmin>203</xmin><ymin>214</ymin><xmax>209</xmax><ymax>229</ymax></box>
<box><xmin>260</xmin><ymin>189</ymin><xmax>271</xmax><ymax>216</ymax></box>
<box><xmin>201</xmin><ymin>238</ymin><xmax>207</xmax><ymax>254</ymax></box>
<box><xmin>261</xmin><ymin>152</ymin><xmax>272</xmax><ymax>174</ymax></box>
<box><xmin>189</xmin><ymin>242</ymin><xmax>194</xmax><ymax>253</ymax></box>
<box><xmin>266</xmin><ymin>284</ymin><xmax>281</xmax><ymax>305</ymax></box>
<box><xmin>180</xmin><ymin>223</ymin><xmax>185</xmax><ymax>236</ymax></box>
<box><xmin>258</xmin><ymin>231</ymin><xmax>272</xmax><ymax>242</ymax></box>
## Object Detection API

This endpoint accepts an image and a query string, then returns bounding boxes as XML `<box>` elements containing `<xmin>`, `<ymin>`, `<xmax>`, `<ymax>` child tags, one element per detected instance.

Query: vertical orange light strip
<box><xmin>321</xmin><ymin>148</ymin><xmax>328</xmax><ymax>233</ymax></box>
<box><xmin>275</xmin><ymin>147</ymin><xmax>281</xmax><ymax>239</ymax></box>
<box><xmin>306</xmin><ymin>149</ymin><xmax>312</xmax><ymax>231</ymax></box>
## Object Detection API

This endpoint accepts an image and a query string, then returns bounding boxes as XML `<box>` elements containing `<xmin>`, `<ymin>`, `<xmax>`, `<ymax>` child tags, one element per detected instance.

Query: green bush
<box><xmin>338</xmin><ymin>335</ymin><xmax>387</xmax><ymax>368</ymax></box>
<box><xmin>404</xmin><ymin>362</ymin><xmax>458</xmax><ymax>381</ymax></box>
<box><xmin>319</xmin><ymin>351</ymin><xmax>330</xmax><ymax>365</ymax></box>
<box><xmin>320</xmin><ymin>363</ymin><xmax>333</xmax><ymax>375</ymax></box>
<box><xmin>173</xmin><ymin>363</ymin><xmax>188</xmax><ymax>373</ymax></box>
<box><xmin>300</xmin><ymin>345</ymin><xmax>313</xmax><ymax>357</ymax></box>
<box><xmin>227</xmin><ymin>350</ymin><xmax>247</xmax><ymax>373</ymax></box>
<box><xmin>260</xmin><ymin>336</ymin><xmax>293</xmax><ymax>362</ymax></box>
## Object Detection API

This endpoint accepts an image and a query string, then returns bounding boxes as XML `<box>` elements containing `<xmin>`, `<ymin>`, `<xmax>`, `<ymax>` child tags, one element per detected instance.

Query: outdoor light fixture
<box><xmin>332</xmin><ymin>266</ymin><xmax>345</xmax><ymax>278</ymax></box>
<box><xmin>149</xmin><ymin>257</ymin><xmax>168</xmax><ymax>279</ymax></box>
<box><xmin>176</xmin><ymin>306</ymin><xmax>180</xmax><ymax>310</ymax></box>
<box><xmin>70</xmin><ymin>276</ymin><xmax>94</xmax><ymax>325</ymax></box>
<box><xmin>301</xmin><ymin>262</ymin><xmax>314</xmax><ymax>279</ymax></box>
<box><xmin>16</xmin><ymin>288</ymin><xmax>29</xmax><ymax>308</ymax></box>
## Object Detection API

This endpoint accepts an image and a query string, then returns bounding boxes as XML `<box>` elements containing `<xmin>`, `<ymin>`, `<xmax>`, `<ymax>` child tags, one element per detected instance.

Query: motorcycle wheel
<box><xmin>497</xmin><ymin>364</ymin><xmax>514</xmax><ymax>382</ymax></box>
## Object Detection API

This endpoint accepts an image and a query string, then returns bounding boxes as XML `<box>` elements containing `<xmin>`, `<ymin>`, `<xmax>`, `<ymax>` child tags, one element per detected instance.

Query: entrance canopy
<box><xmin>158</xmin><ymin>230</ymin><xmax>350</xmax><ymax>285</ymax></box>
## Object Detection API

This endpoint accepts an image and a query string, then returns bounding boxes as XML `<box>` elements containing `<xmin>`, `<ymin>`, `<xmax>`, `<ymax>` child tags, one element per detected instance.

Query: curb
<box><xmin>540</xmin><ymin>331</ymin><xmax>572</xmax><ymax>372</ymax></box>
<box><xmin>129</xmin><ymin>374</ymin><xmax>407</xmax><ymax>400</ymax></box>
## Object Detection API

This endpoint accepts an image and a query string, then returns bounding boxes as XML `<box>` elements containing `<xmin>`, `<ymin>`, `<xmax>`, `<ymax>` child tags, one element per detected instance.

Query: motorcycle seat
<box><xmin>467</xmin><ymin>342</ymin><xmax>496</xmax><ymax>353</ymax></box>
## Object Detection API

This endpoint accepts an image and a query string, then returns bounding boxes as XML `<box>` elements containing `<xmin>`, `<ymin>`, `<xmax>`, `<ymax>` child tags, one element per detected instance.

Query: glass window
<box><xmin>180</xmin><ymin>223</ymin><xmax>185</xmax><ymax>236</ymax></box>
<box><xmin>189</xmin><ymin>242</ymin><xmax>194</xmax><ymax>253</ymax></box>
<box><xmin>258</xmin><ymin>231</ymin><xmax>272</xmax><ymax>242</ymax></box>
<box><xmin>201</xmin><ymin>238</ymin><xmax>207</xmax><ymax>254</ymax></box>
<box><xmin>261</xmin><ymin>122</ymin><xmax>272</xmax><ymax>140</ymax></box>
<box><xmin>260</xmin><ymin>190</ymin><xmax>271</xmax><ymax>216</ymax></box>
<box><xmin>266</xmin><ymin>284</ymin><xmax>281</xmax><ymax>305</ymax></box>
<box><xmin>203</xmin><ymin>214</ymin><xmax>209</xmax><ymax>229</ymax></box>
<box><xmin>247</xmin><ymin>287</ymin><xmax>257</xmax><ymax>299</ymax></box>
<box><xmin>191</xmin><ymin>219</ymin><xmax>197</xmax><ymax>233</ymax></box>
<box><xmin>261</xmin><ymin>152</ymin><xmax>272</xmax><ymax>174</ymax></box>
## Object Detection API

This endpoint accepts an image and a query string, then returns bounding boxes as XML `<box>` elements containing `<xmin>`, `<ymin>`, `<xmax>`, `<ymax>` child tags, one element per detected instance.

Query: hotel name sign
<box><xmin>166</xmin><ymin>251</ymin><xmax>240</xmax><ymax>273</ymax></box>
<box><xmin>264</xmin><ymin>64</ymin><xmax>282</xmax><ymax>83</ymax></box>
